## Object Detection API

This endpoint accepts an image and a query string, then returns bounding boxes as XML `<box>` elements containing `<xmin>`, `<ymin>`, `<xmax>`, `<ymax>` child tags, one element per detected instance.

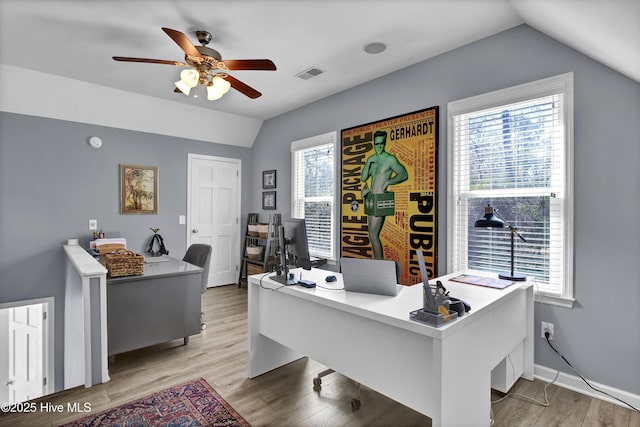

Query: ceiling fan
<box><xmin>113</xmin><ymin>27</ymin><xmax>276</xmax><ymax>100</ymax></box>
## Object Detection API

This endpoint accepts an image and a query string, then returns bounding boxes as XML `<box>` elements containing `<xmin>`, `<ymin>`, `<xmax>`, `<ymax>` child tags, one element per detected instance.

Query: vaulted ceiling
<box><xmin>1</xmin><ymin>0</ymin><xmax>638</xmax><ymax>121</ymax></box>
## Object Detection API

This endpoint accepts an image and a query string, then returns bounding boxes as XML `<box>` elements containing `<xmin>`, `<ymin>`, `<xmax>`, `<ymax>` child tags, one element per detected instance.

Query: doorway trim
<box><xmin>187</xmin><ymin>153</ymin><xmax>242</xmax><ymax>286</ymax></box>
<box><xmin>0</xmin><ymin>296</ymin><xmax>54</xmax><ymax>401</ymax></box>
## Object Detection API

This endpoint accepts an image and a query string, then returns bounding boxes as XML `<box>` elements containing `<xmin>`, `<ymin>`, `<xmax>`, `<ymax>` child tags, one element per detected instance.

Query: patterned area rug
<box><xmin>63</xmin><ymin>378</ymin><xmax>250</xmax><ymax>426</ymax></box>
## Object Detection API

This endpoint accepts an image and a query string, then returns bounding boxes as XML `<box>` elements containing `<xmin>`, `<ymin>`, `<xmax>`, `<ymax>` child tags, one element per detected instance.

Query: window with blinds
<box><xmin>448</xmin><ymin>73</ymin><xmax>574</xmax><ymax>305</ymax></box>
<box><xmin>291</xmin><ymin>132</ymin><xmax>337</xmax><ymax>260</ymax></box>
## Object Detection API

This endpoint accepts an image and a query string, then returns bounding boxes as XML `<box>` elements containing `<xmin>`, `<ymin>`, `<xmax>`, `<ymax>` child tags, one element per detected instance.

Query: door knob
<box><xmin>192</xmin><ymin>229</ymin><xmax>199</xmax><ymax>233</ymax></box>
<box><xmin>5</xmin><ymin>380</ymin><xmax>13</xmax><ymax>386</ymax></box>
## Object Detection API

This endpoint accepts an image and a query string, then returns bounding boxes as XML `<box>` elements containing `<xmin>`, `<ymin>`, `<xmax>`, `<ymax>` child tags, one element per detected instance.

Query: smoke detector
<box><xmin>363</xmin><ymin>42</ymin><xmax>387</xmax><ymax>54</ymax></box>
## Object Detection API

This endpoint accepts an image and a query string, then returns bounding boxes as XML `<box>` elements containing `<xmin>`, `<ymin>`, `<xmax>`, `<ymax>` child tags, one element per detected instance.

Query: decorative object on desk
<box><xmin>340</xmin><ymin>106</ymin><xmax>439</xmax><ymax>285</ymax></box>
<box><xmin>412</xmin><ymin>278</ymin><xmax>458</xmax><ymax>326</ymax></box>
<box><xmin>146</xmin><ymin>227</ymin><xmax>169</xmax><ymax>256</ymax></box>
<box><xmin>62</xmin><ymin>378</ymin><xmax>250</xmax><ymax>427</ymax></box>
<box><xmin>92</xmin><ymin>228</ymin><xmax>105</xmax><ymax>240</ymax></box>
<box><xmin>410</xmin><ymin>307</ymin><xmax>457</xmax><ymax>326</ymax></box>
<box><xmin>120</xmin><ymin>164</ymin><xmax>158</xmax><ymax>215</ymax></box>
<box><xmin>474</xmin><ymin>204</ymin><xmax>527</xmax><ymax>281</ymax></box>
<box><xmin>104</xmin><ymin>249</ymin><xmax>144</xmax><ymax>277</ymax></box>
<box><xmin>262</xmin><ymin>169</ymin><xmax>276</xmax><ymax>189</ymax></box>
<box><xmin>262</xmin><ymin>190</ymin><xmax>276</xmax><ymax>210</ymax></box>
<box><xmin>410</xmin><ymin>249</ymin><xmax>457</xmax><ymax>326</ymax></box>
<box><xmin>449</xmin><ymin>297</ymin><xmax>471</xmax><ymax>317</ymax></box>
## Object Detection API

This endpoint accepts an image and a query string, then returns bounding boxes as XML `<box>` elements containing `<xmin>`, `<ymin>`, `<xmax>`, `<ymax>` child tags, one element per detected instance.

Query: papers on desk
<box><xmin>144</xmin><ymin>255</ymin><xmax>171</xmax><ymax>264</ymax></box>
<box><xmin>91</xmin><ymin>238</ymin><xmax>127</xmax><ymax>249</ymax></box>
<box><xmin>449</xmin><ymin>274</ymin><xmax>515</xmax><ymax>289</ymax></box>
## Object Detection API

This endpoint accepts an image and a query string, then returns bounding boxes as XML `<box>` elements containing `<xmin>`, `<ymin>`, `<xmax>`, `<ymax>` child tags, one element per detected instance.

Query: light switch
<box><xmin>179</xmin><ymin>215</ymin><xmax>186</xmax><ymax>225</ymax></box>
<box><xmin>89</xmin><ymin>219</ymin><xmax>98</xmax><ymax>230</ymax></box>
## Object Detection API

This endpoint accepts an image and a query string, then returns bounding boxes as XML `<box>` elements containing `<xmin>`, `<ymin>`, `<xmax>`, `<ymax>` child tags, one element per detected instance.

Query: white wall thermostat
<box><xmin>88</xmin><ymin>136</ymin><xmax>103</xmax><ymax>148</ymax></box>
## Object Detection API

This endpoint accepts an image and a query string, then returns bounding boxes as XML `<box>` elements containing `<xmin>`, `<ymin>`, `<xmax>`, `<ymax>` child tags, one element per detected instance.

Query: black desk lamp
<box><xmin>474</xmin><ymin>205</ymin><xmax>527</xmax><ymax>281</ymax></box>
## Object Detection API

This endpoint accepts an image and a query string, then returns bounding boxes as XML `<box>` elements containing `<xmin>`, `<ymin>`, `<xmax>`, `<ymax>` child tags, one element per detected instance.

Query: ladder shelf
<box><xmin>237</xmin><ymin>213</ymin><xmax>281</xmax><ymax>287</ymax></box>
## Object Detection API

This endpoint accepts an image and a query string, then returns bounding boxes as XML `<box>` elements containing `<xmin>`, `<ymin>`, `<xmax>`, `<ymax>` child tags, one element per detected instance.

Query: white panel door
<box><xmin>188</xmin><ymin>155</ymin><xmax>240</xmax><ymax>287</ymax></box>
<box><xmin>8</xmin><ymin>304</ymin><xmax>45</xmax><ymax>403</ymax></box>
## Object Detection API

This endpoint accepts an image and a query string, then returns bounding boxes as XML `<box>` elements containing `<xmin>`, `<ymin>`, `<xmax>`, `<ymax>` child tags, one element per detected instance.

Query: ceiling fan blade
<box><xmin>222</xmin><ymin>59</ymin><xmax>276</xmax><ymax>71</ymax></box>
<box><xmin>113</xmin><ymin>56</ymin><xmax>187</xmax><ymax>66</ymax></box>
<box><xmin>224</xmin><ymin>75</ymin><xmax>262</xmax><ymax>99</ymax></box>
<box><xmin>162</xmin><ymin>27</ymin><xmax>201</xmax><ymax>57</ymax></box>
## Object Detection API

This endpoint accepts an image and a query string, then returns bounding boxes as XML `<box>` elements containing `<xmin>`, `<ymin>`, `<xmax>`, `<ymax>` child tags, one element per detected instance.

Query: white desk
<box><xmin>248</xmin><ymin>268</ymin><xmax>533</xmax><ymax>427</ymax></box>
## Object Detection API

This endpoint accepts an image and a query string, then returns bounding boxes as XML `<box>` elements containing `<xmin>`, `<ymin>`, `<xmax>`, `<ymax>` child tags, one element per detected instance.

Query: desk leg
<box><xmin>522</xmin><ymin>285</ymin><xmax>535</xmax><ymax>381</ymax></box>
<box><xmin>248</xmin><ymin>284</ymin><xmax>303</xmax><ymax>378</ymax></box>
<box><xmin>435</xmin><ymin>332</ymin><xmax>492</xmax><ymax>426</ymax></box>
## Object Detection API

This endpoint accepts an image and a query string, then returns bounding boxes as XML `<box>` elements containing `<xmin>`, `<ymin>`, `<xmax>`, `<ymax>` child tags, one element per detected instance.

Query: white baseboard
<box><xmin>534</xmin><ymin>364</ymin><xmax>640</xmax><ymax>411</ymax></box>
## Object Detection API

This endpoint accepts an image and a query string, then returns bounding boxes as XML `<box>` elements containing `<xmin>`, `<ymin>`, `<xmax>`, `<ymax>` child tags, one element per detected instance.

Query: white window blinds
<box><xmin>291</xmin><ymin>132</ymin><xmax>337</xmax><ymax>260</ymax></box>
<box><xmin>448</xmin><ymin>73</ymin><xmax>573</xmax><ymax>304</ymax></box>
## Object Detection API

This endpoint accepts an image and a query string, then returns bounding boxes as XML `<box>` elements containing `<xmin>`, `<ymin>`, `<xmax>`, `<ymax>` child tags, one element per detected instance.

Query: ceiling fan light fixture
<box><xmin>207</xmin><ymin>76</ymin><xmax>231</xmax><ymax>101</ymax></box>
<box><xmin>207</xmin><ymin>84</ymin><xmax>224</xmax><ymax>100</ymax></box>
<box><xmin>113</xmin><ymin>28</ymin><xmax>274</xmax><ymax>100</ymax></box>
<box><xmin>213</xmin><ymin>76</ymin><xmax>231</xmax><ymax>94</ymax></box>
<box><xmin>174</xmin><ymin>79</ymin><xmax>192</xmax><ymax>95</ymax></box>
<box><xmin>180</xmin><ymin>69</ymin><xmax>199</xmax><ymax>88</ymax></box>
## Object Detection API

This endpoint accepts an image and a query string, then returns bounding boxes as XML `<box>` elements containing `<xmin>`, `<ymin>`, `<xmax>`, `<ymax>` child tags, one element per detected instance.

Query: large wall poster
<box><xmin>340</xmin><ymin>106</ymin><xmax>438</xmax><ymax>285</ymax></box>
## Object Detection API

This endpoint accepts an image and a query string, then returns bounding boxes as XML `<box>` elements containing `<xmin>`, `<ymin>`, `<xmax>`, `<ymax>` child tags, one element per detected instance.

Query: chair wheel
<box><xmin>313</xmin><ymin>377</ymin><xmax>322</xmax><ymax>391</ymax></box>
<box><xmin>351</xmin><ymin>398</ymin><xmax>361</xmax><ymax>410</ymax></box>
<box><xmin>201</xmin><ymin>323</ymin><xmax>206</xmax><ymax>330</ymax></box>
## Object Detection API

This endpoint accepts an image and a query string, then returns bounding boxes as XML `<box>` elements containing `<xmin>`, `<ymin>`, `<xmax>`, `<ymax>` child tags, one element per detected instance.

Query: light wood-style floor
<box><xmin>2</xmin><ymin>285</ymin><xmax>638</xmax><ymax>427</ymax></box>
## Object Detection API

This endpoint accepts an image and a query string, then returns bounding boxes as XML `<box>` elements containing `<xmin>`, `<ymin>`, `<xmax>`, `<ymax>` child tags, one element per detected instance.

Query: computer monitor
<box><xmin>270</xmin><ymin>218</ymin><xmax>312</xmax><ymax>285</ymax></box>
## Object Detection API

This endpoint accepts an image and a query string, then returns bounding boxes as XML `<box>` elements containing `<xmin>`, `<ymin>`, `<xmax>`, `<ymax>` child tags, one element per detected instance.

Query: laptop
<box><xmin>340</xmin><ymin>258</ymin><xmax>399</xmax><ymax>296</ymax></box>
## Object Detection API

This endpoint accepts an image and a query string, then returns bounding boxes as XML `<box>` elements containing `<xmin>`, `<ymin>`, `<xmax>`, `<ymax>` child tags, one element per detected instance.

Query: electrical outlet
<box><xmin>541</xmin><ymin>321</ymin><xmax>554</xmax><ymax>339</ymax></box>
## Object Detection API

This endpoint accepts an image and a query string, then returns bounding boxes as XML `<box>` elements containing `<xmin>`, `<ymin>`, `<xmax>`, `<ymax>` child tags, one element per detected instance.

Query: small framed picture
<box><xmin>262</xmin><ymin>191</ymin><xmax>276</xmax><ymax>210</ymax></box>
<box><xmin>262</xmin><ymin>169</ymin><xmax>276</xmax><ymax>189</ymax></box>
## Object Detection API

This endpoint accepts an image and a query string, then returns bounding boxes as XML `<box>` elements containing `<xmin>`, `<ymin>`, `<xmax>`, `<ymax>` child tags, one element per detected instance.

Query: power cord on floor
<box><xmin>544</xmin><ymin>332</ymin><xmax>639</xmax><ymax>412</ymax></box>
<box><xmin>491</xmin><ymin>329</ymin><xmax>638</xmax><ymax>427</ymax></box>
<box><xmin>489</xmin><ymin>356</ymin><xmax>560</xmax><ymax>425</ymax></box>
<box><xmin>491</xmin><ymin>360</ymin><xmax>560</xmax><ymax>407</ymax></box>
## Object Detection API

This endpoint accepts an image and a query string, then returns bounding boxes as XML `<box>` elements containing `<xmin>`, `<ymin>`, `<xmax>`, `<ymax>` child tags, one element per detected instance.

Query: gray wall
<box><xmin>251</xmin><ymin>25</ymin><xmax>640</xmax><ymax>395</ymax></box>
<box><xmin>0</xmin><ymin>114</ymin><xmax>253</xmax><ymax>392</ymax></box>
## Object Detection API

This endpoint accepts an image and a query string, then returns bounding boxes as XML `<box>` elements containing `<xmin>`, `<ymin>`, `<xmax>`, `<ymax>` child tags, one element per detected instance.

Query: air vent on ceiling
<box><xmin>296</xmin><ymin>67</ymin><xmax>325</xmax><ymax>80</ymax></box>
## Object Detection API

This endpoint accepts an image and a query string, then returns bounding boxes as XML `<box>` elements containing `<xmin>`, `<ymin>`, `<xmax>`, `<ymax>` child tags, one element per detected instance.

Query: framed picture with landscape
<box><xmin>120</xmin><ymin>164</ymin><xmax>158</xmax><ymax>214</ymax></box>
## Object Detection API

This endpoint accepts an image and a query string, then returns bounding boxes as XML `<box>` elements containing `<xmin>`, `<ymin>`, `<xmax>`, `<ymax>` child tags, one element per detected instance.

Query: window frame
<box><xmin>291</xmin><ymin>131</ymin><xmax>338</xmax><ymax>261</ymax></box>
<box><xmin>447</xmin><ymin>73</ymin><xmax>574</xmax><ymax>308</ymax></box>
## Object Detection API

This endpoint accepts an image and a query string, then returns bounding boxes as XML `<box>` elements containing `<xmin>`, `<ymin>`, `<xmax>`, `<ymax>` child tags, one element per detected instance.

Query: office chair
<box><xmin>183</xmin><ymin>244</ymin><xmax>212</xmax><ymax>331</ymax></box>
<box><xmin>313</xmin><ymin>260</ymin><xmax>402</xmax><ymax>410</ymax></box>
